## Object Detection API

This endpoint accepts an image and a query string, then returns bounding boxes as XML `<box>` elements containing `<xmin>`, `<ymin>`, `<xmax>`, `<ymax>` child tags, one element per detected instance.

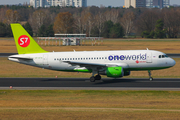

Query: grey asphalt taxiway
<box><xmin>0</xmin><ymin>78</ymin><xmax>180</xmax><ymax>90</ymax></box>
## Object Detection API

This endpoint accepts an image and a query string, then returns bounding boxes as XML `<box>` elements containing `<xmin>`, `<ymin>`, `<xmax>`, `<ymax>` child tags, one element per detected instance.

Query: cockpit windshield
<box><xmin>159</xmin><ymin>55</ymin><xmax>168</xmax><ymax>58</ymax></box>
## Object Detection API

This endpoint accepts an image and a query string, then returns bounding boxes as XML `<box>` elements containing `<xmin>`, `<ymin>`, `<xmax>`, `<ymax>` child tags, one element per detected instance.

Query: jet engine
<box><xmin>99</xmin><ymin>67</ymin><xmax>124</xmax><ymax>78</ymax></box>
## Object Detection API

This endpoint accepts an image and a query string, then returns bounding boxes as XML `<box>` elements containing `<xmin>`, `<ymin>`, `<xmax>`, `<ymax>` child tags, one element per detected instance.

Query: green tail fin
<box><xmin>11</xmin><ymin>23</ymin><xmax>48</xmax><ymax>54</ymax></box>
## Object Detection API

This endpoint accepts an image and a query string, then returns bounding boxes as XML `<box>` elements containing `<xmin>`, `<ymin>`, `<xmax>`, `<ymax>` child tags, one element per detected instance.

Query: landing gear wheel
<box><xmin>148</xmin><ymin>70</ymin><xmax>153</xmax><ymax>81</ymax></box>
<box><xmin>95</xmin><ymin>75</ymin><xmax>101</xmax><ymax>80</ymax></box>
<box><xmin>90</xmin><ymin>76</ymin><xmax>95</xmax><ymax>82</ymax></box>
<box><xmin>149</xmin><ymin>77</ymin><xmax>153</xmax><ymax>81</ymax></box>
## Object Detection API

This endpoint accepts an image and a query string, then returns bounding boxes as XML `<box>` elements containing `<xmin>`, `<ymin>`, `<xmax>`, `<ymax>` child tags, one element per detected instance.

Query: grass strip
<box><xmin>0</xmin><ymin>90</ymin><xmax>180</xmax><ymax>119</ymax></box>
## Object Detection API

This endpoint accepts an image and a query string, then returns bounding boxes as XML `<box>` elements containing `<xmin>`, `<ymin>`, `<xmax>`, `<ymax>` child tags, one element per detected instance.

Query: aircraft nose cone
<box><xmin>171</xmin><ymin>59</ymin><xmax>176</xmax><ymax>67</ymax></box>
<box><xmin>172</xmin><ymin>59</ymin><xmax>176</xmax><ymax>66</ymax></box>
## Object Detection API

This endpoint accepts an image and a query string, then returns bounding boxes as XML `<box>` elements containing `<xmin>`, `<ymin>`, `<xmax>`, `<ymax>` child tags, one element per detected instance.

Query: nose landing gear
<box><xmin>148</xmin><ymin>70</ymin><xmax>153</xmax><ymax>81</ymax></box>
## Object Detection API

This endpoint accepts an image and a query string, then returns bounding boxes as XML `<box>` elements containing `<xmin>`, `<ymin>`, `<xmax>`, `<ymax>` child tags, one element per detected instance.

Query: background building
<box><xmin>73</xmin><ymin>0</ymin><xmax>87</xmax><ymax>7</ymax></box>
<box><xmin>136</xmin><ymin>0</ymin><xmax>146</xmax><ymax>7</ymax></box>
<box><xmin>124</xmin><ymin>0</ymin><xmax>169</xmax><ymax>8</ymax></box>
<box><xmin>125</xmin><ymin>0</ymin><xmax>135</xmax><ymax>8</ymax></box>
<box><xmin>30</xmin><ymin>0</ymin><xmax>87</xmax><ymax>8</ymax></box>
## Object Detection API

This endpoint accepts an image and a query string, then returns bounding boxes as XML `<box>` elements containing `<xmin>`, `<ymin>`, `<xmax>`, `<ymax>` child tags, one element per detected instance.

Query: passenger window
<box><xmin>105</xmin><ymin>57</ymin><xmax>107</xmax><ymax>59</ymax></box>
<box><xmin>54</xmin><ymin>58</ymin><xmax>56</xmax><ymax>60</ymax></box>
<box><xmin>78</xmin><ymin>58</ymin><xmax>80</xmax><ymax>60</ymax></box>
<box><xmin>68</xmin><ymin>58</ymin><xmax>69</xmax><ymax>60</ymax></box>
<box><xmin>62</xmin><ymin>58</ymin><xmax>64</xmax><ymax>60</ymax></box>
<box><xmin>102</xmin><ymin>57</ymin><xmax>104</xmax><ymax>59</ymax></box>
<box><xmin>65</xmin><ymin>58</ymin><xmax>66</xmax><ymax>60</ymax></box>
<box><xmin>94</xmin><ymin>57</ymin><xmax>96</xmax><ymax>59</ymax></box>
<box><xmin>86</xmin><ymin>58</ymin><xmax>88</xmax><ymax>60</ymax></box>
<box><xmin>97</xmin><ymin>57</ymin><xmax>98</xmax><ymax>59</ymax></box>
<box><xmin>70</xmin><ymin>58</ymin><xmax>72</xmax><ymax>60</ymax></box>
<box><xmin>60</xmin><ymin>58</ymin><xmax>61</xmax><ymax>60</ymax></box>
<box><xmin>99</xmin><ymin>57</ymin><xmax>101</xmax><ymax>59</ymax></box>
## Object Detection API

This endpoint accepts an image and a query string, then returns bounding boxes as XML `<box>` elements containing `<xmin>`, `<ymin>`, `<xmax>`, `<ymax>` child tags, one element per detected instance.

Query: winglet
<box><xmin>11</xmin><ymin>23</ymin><xmax>48</xmax><ymax>54</ymax></box>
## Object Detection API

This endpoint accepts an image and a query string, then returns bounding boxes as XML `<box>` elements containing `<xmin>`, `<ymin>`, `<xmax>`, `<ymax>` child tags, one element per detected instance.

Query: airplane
<box><xmin>8</xmin><ymin>23</ymin><xmax>176</xmax><ymax>82</ymax></box>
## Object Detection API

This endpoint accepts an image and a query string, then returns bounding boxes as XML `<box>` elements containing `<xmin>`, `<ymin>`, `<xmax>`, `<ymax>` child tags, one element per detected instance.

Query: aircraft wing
<box><xmin>64</xmin><ymin>61</ymin><xmax>129</xmax><ymax>69</ymax></box>
<box><xmin>64</xmin><ymin>61</ymin><xmax>106</xmax><ymax>68</ymax></box>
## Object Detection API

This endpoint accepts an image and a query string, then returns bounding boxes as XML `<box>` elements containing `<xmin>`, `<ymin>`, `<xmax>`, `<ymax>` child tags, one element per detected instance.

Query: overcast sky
<box><xmin>0</xmin><ymin>0</ymin><xmax>179</xmax><ymax>6</ymax></box>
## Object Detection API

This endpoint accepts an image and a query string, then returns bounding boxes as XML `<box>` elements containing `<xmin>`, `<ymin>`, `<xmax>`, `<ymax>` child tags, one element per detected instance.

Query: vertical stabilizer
<box><xmin>11</xmin><ymin>23</ymin><xmax>48</xmax><ymax>54</ymax></box>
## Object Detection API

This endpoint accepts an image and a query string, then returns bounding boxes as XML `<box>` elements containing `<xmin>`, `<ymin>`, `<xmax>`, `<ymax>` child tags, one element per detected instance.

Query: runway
<box><xmin>0</xmin><ymin>78</ymin><xmax>180</xmax><ymax>90</ymax></box>
<box><xmin>0</xmin><ymin>53</ymin><xmax>180</xmax><ymax>58</ymax></box>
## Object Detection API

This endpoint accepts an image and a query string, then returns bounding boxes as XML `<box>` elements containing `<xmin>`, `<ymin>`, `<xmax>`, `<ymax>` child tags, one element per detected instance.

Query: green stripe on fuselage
<box><xmin>58</xmin><ymin>69</ymin><xmax>92</xmax><ymax>73</ymax></box>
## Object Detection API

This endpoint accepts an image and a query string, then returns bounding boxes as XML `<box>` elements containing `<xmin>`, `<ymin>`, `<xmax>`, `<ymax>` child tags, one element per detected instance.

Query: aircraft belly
<box><xmin>49</xmin><ymin>61</ymin><xmax>76</xmax><ymax>71</ymax></box>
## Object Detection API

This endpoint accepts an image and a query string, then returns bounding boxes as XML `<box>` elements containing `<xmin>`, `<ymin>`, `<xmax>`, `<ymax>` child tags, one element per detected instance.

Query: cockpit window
<box><xmin>159</xmin><ymin>55</ymin><xmax>168</xmax><ymax>58</ymax></box>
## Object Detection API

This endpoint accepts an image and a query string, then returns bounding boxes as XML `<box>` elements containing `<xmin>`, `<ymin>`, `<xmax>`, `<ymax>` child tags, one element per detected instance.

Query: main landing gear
<box><xmin>90</xmin><ymin>74</ymin><xmax>101</xmax><ymax>82</ymax></box>
<box><xmin>148</xmin><ymin>70</ymin><xmax>153</xmax><ymax>81</ymax></box>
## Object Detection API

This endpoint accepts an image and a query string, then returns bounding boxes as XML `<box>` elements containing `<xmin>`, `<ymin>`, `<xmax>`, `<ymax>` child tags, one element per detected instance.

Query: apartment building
<box><xmin>30</xmin><ymin>0</ymin><xmax>87</xmax><ymax>8</ymax></box>
<box><xmin>124</xmin><ymin>0</ymin><xmax>169</xmax><ymax>8</ymax></box>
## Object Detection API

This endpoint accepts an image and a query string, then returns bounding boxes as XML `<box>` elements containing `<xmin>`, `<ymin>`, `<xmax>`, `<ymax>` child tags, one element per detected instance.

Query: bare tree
<box><xmin>111</xmin><ymin>9</ymin><xmax>120</xmax><ymax>24</ymax></box>
<box><xmin>104</xmin><ymin>9</ymin><xmax>119</xmax><ymax>24</ymax></box>
<box><xmin>95</xmin><ymin>11</ymin><xmax>105</xmax><ymax>37</ymax></box>
<box><xmin>73</xmin><ymin>9</ymin><xmax>94</xmax><ymax>36</ymax></box>
<box><xmin>86</xmin><ymin>12</ymin><xmax>94</xmax><ymax>37</ymax></box>
<box><xmin>121</xmin><ymin>11</ymin><xmax>135</xmax><ymax>37</ymax></box>
<box><xmin>135</xmin><ymin>9</ymin><xmax>160</xmax><ymax>35</ymax></box>
<box><xmin>28</xmin><ymin>10</ymin><xmax>48</xmax><ymax>35</ymax></box>
<box><xmin>0</xmin><ymin>8</ymin><xmax>9</xmax><ymax>23</ymax></box>
<box><xmin>163</xmin><ymin>9</ymin><xmax>180</xmax><ymax>38</ymax></box>
<box><xmin>74</xmin><ymin>13</ymin><xmax>83</xmax><ymax>33</ymax></box>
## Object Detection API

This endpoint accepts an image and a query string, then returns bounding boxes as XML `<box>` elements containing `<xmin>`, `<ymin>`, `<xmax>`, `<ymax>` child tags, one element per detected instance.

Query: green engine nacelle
<box><xmin>106</xmin><ymin>67</ymin><xmax>124</xmax><ymax>78</ymax></box>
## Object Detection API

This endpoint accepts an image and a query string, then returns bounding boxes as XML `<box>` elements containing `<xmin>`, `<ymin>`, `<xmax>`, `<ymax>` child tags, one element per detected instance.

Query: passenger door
<box><xmin>146</xmin><ymin>52</ymin><xmax>152</xmax><ymax>63</ymax></box>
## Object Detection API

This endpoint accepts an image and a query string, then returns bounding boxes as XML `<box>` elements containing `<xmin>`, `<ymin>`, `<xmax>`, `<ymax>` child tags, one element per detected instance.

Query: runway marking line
<box><xmin>1</xmin><ymin>107</ymin><xmax>180</xmax><ymax>112</ymax></box>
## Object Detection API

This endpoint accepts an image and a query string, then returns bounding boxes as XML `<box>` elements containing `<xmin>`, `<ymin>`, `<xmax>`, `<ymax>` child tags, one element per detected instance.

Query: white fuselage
<box><xmin>8</xmin><ymin>50</ymin><xmax>176</xmax><ymax>73</ymax></box>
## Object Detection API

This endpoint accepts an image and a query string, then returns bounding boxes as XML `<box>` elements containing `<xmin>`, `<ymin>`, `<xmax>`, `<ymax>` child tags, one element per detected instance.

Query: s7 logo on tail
<box><xmin>18</xmin><ymin>35</ymin><xmax>30</xmax><ymax>47</ymax></box>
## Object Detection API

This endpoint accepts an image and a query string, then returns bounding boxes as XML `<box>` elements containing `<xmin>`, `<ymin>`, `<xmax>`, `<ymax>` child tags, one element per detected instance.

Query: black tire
<box><xmin>90</xmin><ymin>76</ymin><xmax>95</xmax><ymax>82</ymax></box>
<box><xmin>149</xmin><ymin>77</ymin><xmax>153</xmax><ymax>81</ymax></box>
<box><xmin>95</xmin><ymin>75</ymin><xmax>101</xmax><ymax>80</ymax></box>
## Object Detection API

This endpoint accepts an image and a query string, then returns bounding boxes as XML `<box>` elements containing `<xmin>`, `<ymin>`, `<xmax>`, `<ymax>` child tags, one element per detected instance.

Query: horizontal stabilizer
<box><xmin>8</xmin><ymin>55</ymin><xmax>33</xmax><ymax>61</ymax></box>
